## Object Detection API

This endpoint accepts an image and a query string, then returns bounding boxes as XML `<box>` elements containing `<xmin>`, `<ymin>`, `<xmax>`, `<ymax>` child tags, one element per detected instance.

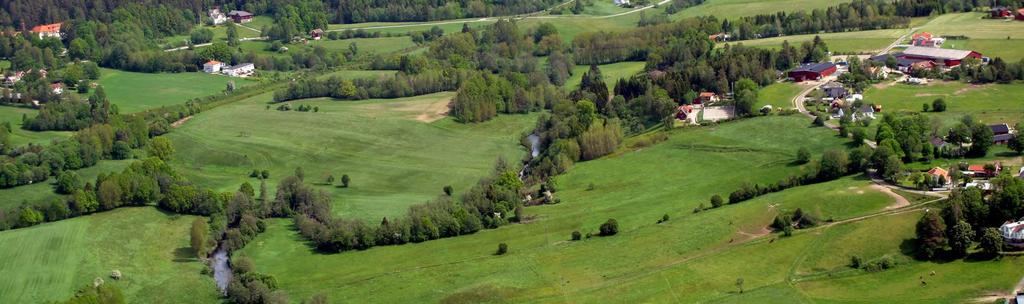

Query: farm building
<box><xmin>901</xmin><ymin>46</ymin><xmax>982</xmax><ymax>68</ymax></box>
<box><xmin>676</xmin><ymin>105</ymin><xmax>695</xmax><ymax>121</ymax></box>
<box><xmin>693</xmin><ymin>92</ymin><xmax>719</xmax><ymax>105</ymax></box>
<box><xmin>223</xmin><ymin>63</ymin><xmax>255</xmax><ymax>77</ymax></box>
<box><xmin>203</xmin><ymin>60</ymin><xmax>223</xmax><ymax>73</ymax></box>
<box><xmin>310</xmin><ymin>28</ymin><xmax>324</xmax><ymax>40</ymax></box>
<box><xmin>910</xmin><ymin>32</ymin><xmax>944</xmax><ymax>47</ymax></box>
<box><xmin>868</xmin><ymin>53</ymin><xmax>936</xmax><ymax>73</ymax></box>
<box><xmin>227</xmin><ymin>10</ymin><xmax>253</xmax><ymax>23</ymax></box>
<box><xmin>30</xmin><ymin>23</ymin><xmax>62</xmax><ymax>39</ymax></box>
<box><xmin>991</xmin><ymin>7</ymin><xmax>1013</xmax><ymax>18</ymax></box>
<box><xmin>209</xmin><ymin>7</ymin><xmax>227</xmax><ymax>25</ymax></box>
<box><xmin>788</xmin><ymin>62</ymin><xmax>837</xmax><ymax>82</ymax></box>
<box><xmin>1000</xmin><ymin>220</ymin><xmax>1024</xmax><ymax>248</ymax></box>
<box><xmin>966</xmin><ymin>163</ymin><xmax>1001</xmax><ymax>178</ymax></box>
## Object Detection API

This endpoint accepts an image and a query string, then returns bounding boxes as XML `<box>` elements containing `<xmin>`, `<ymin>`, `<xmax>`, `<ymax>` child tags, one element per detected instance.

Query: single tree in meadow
<box><xmin>979</xmin><ymin>228</ymin><xmax>1004</xmax><ymax>258</ymax></box>
<box><xmin>496</xmin><ymin>243</ymin><xmax>508</xmax><ymax>255</ymax></box>
<box><xmin>190</xmin><ymin>218</ymin><xmax>209</xmax><ymax>259</ymax></box>
<box><xmin>710</xmin><ymin>195</ymin><xmax>723</xmax><ymax>208</ymax></box>
<box><xmin>915</xmin><ymin>211</ymin><xmax>947</xmax><ymax>259</ymax></box>
<box><xmin>326</xmin><ymin>175</ymin><xmax>335</xmax><ymax>184</ymax></box>
<box><xmin>443</xmin><ymin>185</ymin><xmax>453</xmax><ymax>196</ymax></box>
<box><xmin>341</xmin><ymin>174</ymin><xmax>350</xmax><ymax>188</ymax></box>
<box><xmin>796</xmin><ymin>147</ymin><xmax>811</xmax><ymax>164</ymax></box>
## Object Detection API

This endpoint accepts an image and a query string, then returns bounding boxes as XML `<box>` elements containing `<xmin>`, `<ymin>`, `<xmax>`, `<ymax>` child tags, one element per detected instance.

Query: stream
<box><xmin>212</xmin><ymin>244</ymin><xmax>232</xmax><ymax>295</ymax></box>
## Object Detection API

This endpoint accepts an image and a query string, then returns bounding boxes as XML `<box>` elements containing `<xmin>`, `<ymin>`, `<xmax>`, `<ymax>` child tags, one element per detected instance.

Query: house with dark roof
<box><xmin>788</xmin><ymin>62</ymin><xmax>837</xmax><ymax>82</ymax></box>
<box><xmin>227</xmin><ymin>10</ymin><xmax>254</xmax><ymax>23</ymax></box>
<box><xmin>989</xmin><ymin>123</ymin><xmax>1014</xmax><ymax>144</ymax></box>
<box><xmin>929</xmin><ymin>136</ymin><xmax>948</xmax><ymax>149</ymax></box>
<box><xmin>821</xmin><ymin>82</ymin><xmax>847</xmax><ymax>99</ymax></box>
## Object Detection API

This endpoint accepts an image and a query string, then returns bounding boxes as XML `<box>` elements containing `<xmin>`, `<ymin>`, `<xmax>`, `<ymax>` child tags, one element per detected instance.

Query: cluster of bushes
<box><xmin>770</xmin><ymin>208</ymin><xmax>821</xmax><ymax>236</ymax></box>
<box><xmin>328</xmin><ymin>29</ymin><xmax>402</xmax><ymax>40</ymax></box>
<box><xmin>947</xmin><ymin>57</ymin><xmax>1024</xmax><ymax>84</ymax></box>
<box><xmin>273</xmin><ymin>69</ymin><xmax>467</xmax><ymax>102</ymax></box>
<box><xmin>528</xmin><ymin>101</ymin><xmax>625</xmax><ymax>181</ymax></box>
<box><xmin>275</xmin><ymin>104</ymin><xmax>319</xmax><ymax>112</ymax></box>
<box><xmin>0</xmin><ymin>157</ymin><xmax>217</xmax><ymax>231</ymax></box>
<box><xmin>915</xmin><ymin>182</ymin><xmax>1020</xmax><ymax>260</ymax></box>
<box><xmin>22</xmin><ymin>87</ymin><xmax>112</xmax><ymax>131</ymax></box>
<box><xmin>282</xmin><ymin>160</ymin><xmax>526</xmax><ymax>253</ymax></box>
<box><xmin>226</xmin><ymin>256</ymin><xmax>287</xmax><ymax>304</ymax></box>
<box><xmin>718</xmin><ymin>146</ymin><xmax>870</xmax><ymax>208</ymax></box>
<box><xmin>850</xmin><ymin>255</ymin><xmax>898</xmax><ymax>272</ymax></box>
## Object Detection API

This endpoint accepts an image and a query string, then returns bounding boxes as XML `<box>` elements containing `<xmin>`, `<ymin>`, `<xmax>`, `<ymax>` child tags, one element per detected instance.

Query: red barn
<box><xmin>788</xmin><ymin>62</ymin><xmax>837</xmax><ymax>82</ymax></box>
<box><xmin>901</xmin><ymin>46</ymin><xmax>981</xmax><ymax>67</ymax></box>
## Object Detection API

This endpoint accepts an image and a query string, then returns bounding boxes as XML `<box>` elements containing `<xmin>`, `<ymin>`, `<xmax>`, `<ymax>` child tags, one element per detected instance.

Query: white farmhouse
<box><xmin>209</xmin><ymin>8</ymin><xmax>227</xmax><ymax>25</ymax></box>
<box><xmin>203</xmin><ymin>60</ymin><xmax>224</xmax><ymax>74</ymax></box>
<box><xmin>1000</xmin><ymin>220</ymin><xmax>1024</xmax><ymax>248</ymax></box>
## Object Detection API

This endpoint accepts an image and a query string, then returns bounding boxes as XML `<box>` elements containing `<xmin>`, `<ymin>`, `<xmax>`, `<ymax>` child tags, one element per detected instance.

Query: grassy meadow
<box><xmin>0</xmin><ymin>106</ymin><xmax>71</xmax><ymax>147</ymax></box>
<box><xmin>166</xmin><ymin>91</ymin><xmax>537</xmax><ymax>222</ymax></box>
<box><xmin>0</xmin><ymin>207</ymin><xmax>219</xmax><ymax>303</ymax></box>
<box><xmin>564</xmin><ymin>61</ymin><xmax>646</xmax><ymax>88</ymax></box>
<box><xmin>94</xmin><ymin>68</ymin><xmax>258</xmax><ymax>113</ymax></box>
<box><xmin>723</xmin><ymin>29</ymin><xmax>905</xmax><ymax>54</ymax></box>
<box><xmin>234</xmin><ymin>116</ymin><xmax>936</xmax><ymax>302</ymax></box>
<box><xmin>864</xmin><ymin>81</ymin><xmax>1024</xmax><ymax>128</ymax></box>
<box><xmin>756</xmin><ymin>82</ymin><xmax>806</xmax><ymax>109</ymax></box>
<box><xmin>672</xmin><ymin>0</ymin><xmax>853</xmax><ymax>19</ymax></box>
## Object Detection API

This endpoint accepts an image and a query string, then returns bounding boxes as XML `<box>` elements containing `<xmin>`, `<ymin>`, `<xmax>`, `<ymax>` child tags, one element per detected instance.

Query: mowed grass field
<box><xmin>564</xmin><ymin>61</ymin><xmax>646</xmax><ymax>88</ymax></box>
<box><xmin>756</xmin><ymin>82</ymin><xmax>807</xmax><ymax>109</ymax></box>
<box><xmin>0</xmin><ymin>106</ymin><xmax>71</xmax><ymax>146</ymax></box>
<box><xmin>0</xmin><ymin>160</ymin><xmax>132</xmax><ymax>210</ymax></box>
<box><xmin>235</xmin><ymin>116</ymin><xmax>940</xmax><ymax>302</ymax></box>
<box><xmin>0</xmin><ymin>207</ymin><xmax>220</xmax><ymax>304</ymax></box>
<box><xmin>94</xmin><ymin>68</ymin><xmax>258</xmax><ymax>113</ymax></box>
<box><xmin>166</xmin><ymin>91</ymin><xmax>537</xmax><ymax>222</ymax></box>
<box><xmin>916</xmin><ymin>12</ymin><xmax>1024</xmax><ymax>61</ymax></box>
<box><xmin>723</xmin><ymin>29</ymin><xmax>905</xmax><ymax>54</ymax></box>
<box><xmin>864</xmin><ymin>81</ymin><xmax>1024</xmax><ymax>128</ymax></box>
<box><xmin>672</xmin><ymin>0</ymin><xmax>853</xmax><ymax>19</ymax></box>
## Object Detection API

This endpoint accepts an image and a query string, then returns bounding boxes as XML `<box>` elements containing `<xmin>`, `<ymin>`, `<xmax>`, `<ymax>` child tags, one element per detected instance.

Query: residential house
<box><xmin>50</xmin><ymin>83</ymin><xmax>63</xmax><ymax>95</ymax></box>
<box><xmin>821</xmin><ymin>82</ymin><xmax>847</xmax><ymax>99</ymax></box>
<box><xmin>910</xmin><ymin>32</ymin><xmax>944</xmax><ymax>47</ymax></box>
<box><xmin>676</xmin><ymin>105</ymin><xmax>695</xmax><ymax>123</ymax></box>
<box><xmin>30</xmin><ymin>23</ymin><xmax>62</xmax><ymax>39</ymax></box>
<box><xmin>227</xmin><ymin>10</ymin><xmax>254</xmax><ymax>23</ymax></box>
<box><xmin>967</xmin><ymin>163</ymin><xmax>1001</xmax><ymax>178</ymax></box>
<box><xmin>613</xmin><ymin>0</ymin><xmax>631</xmax><ymax>6</ymax></box>
<box><xmin>3</xmin><ymin>71</ymin><xmax>24</xmax><ymax>86</ymax></box>
<box><xmin>854</xmin><ymin>104</ymin><xmax>875</xmax><ymax>120</ymax></box>
<box><xmin>222</xmin><ymin>63</ymin><xmax>255</xmax><ymax>77</ymax></box>
<box><xmin>788</xmin><ymin>62</ymin><xmax>837</xmax><ymax>82</ymax></box>
<box><xmin>209</xmin><ymin>7</ymin><xmax>227</xmax><ymax>25</ymax></box>
<box><xmin>831</xmin><ymin>107</ymin><xmax>845</xmax><ymax>119</ymax></box>
<box><xmin>929</xmin><ymin>136</ymin><xmax>949</xmax><ymax>150</ymax></box>
<box><xmin>708</xmin><ymin>33</ymin><xmax>730</xmax><ymax>42</ymax></box>
<box><xmin>203</xmin><ymin>60</ymin><xmax>224</xmax><ymax>74</ymax></box>
<box><xmin>310</xmin><ymin>28</ymin><xmax>324</xmax><ymax>40</ymax></box>
<box><xmin>989</xmin><ymin>123</ymin><xmax>1013</xmax><ymax>144</ymax></box>
<box><xmin>991</xmin><ymin>7</ymin><xmax>1013</xmax><ymax>18</ymax></box>
<box><xmin>1000</xmin><ymin>220</ymin><xmax>1024</xmax><ymax>247</ymax></box>
<box><xmin>693</xmin><ymin>92</ymin><xmax>719</xmax><ymax>105</ymax></box>
<box><xmin>927</xmin><ymin>167</ymin><xmax>950</xmax><ymax>187</ymax></box>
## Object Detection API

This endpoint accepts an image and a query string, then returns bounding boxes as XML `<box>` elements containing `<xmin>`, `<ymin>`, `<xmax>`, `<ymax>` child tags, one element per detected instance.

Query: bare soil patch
<box><xmin>872</xmin><ymin>184</ymin><xmax>911</xmax><ymax>210</ymax></box>
<box><xmin>171</xmin><ymin>116</ymin><xmax>193</xmax><ymax>128</ymax></box>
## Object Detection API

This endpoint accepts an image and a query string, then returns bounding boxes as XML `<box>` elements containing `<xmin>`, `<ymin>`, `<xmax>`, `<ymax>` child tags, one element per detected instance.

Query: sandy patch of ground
<box><xmin>171</xmin><ymin>116</ymin><xmax>193</xmax><ymax>128</ymax></box>
<box><xmin>358</xmin><ymin>97</ymin><xmax>452</xmax><ymax>123</ymax></box>
<box><xmin>913</xmin><ymin>93</ymin><xmax>943</xmax><ymax>97</ymax></box>
<box><xmin>872</xmin><ymin>184</ymin><xmax>911</xmax><ymax>210</ymax></box>
<box><xmin>954</xmin><ymin>84</ymin><xmax>986</xmax><ymax>95</ymax></box>
<box><xmin>701</xmin><ymin>106</ymin><xmax>734</xmax><ymax>122</ymax></box>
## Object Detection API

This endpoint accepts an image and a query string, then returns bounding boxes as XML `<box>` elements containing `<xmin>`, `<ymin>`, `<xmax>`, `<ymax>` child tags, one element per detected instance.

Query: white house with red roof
<box><xmin>911</xmin><ymin>32</ymin><xmax>944</xmax><ymax>47</ymax></box>
<box><xmin>204</xmin><ymin>60</ymin><xmax>224</xmax><ymax>73</ymax></box>
<box><xmin>50</xmin><ymin>83</ymin><xmax>63</xmax><ymax>95</ymax></box>
<box><xmin>1001</xmin><ymin>220</ymin><xmax>1024</xmax><ymax>248</ymax></box>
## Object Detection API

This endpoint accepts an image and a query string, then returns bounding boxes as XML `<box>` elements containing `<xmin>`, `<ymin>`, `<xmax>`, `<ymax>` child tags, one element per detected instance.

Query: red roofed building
<box><xmin>50</xmin><ymin>83</ymin><xmax>63</xmax><ymax>95</ymax></box>
<box><xmin>30</xmin><ymin>23</ymin><xmax>62</xmax><ymax>39</ymax></box>
<box><xmin>927</xmin><ymin>167</ymin><xmax>950</xmax><ymax>186</ymax></box>
<box><xmin>991</xmin><ymin>7</ymin><xmax>1013</xmax><ymax>18</ymax></box>
<box><xmin>911</xmin><ymin>32</ymin><xmax>944</xmax><ymax>47</ymax></box>
<box><xmin>967</xmin><ymin>163</ymin><xmax>1001</xmax><ymax>178</ymax></box>
<box><xmin>676</xmin><ymin>105</ymin><xmax>694</xmax><ymax>121</ymax></box>
<box><xmin>1017</xmin><ymin>8</ymin><xmax>1024</xmax><ymax>21</ymax></box>
<box><xmin>901</xmin><ymin>46</ymin><xmax>982</xmax><ymax>67</ymax></box>
<box><xmin>788</xmin><ymin>62</ymin><xmax>837</xmax><ymax>82</ymax></box>
<box><xmin>693</xmin><ymin>92</ymin><xmax>719</xmax><ymax>105</ymax></box>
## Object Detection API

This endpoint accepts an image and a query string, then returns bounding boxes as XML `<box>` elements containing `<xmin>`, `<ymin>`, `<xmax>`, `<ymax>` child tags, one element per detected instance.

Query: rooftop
<box><xmin>989</xmin><ymin>123</ymin><xmax>1010</xmax><ymax>134</ymax></box>
<box><xmin>792</xmin><ymin>62</ymin><xmax>836</xmax><ymax>74</ymax></box>
<box><xmin>30</xmin><ymin>23</ymin><xmax>62</xmax><ymax>33</ymax></box>
<box><xmin>903</xmin><ymin>46</ymin><xmax>976</xmax><ymax>60</ymax></box>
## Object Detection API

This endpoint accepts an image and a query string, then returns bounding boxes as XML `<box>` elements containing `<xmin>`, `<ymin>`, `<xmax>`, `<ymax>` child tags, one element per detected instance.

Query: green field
<box><xmin>864</xmin><ymin>81</ymin><xmax>1024</xmax><ymax>128</ymax></box>
<box><xmin>94</xmin><ymin>68</ymin><xmax>258</xmax><ymax>113</ymax></box>
<box><xmin>756</xmin><ymin>82</ymin><xmax>806</xmax><ymax>110</ymax></box>
<box><xmin>724</xmin><ymin>29</ymin><xmax>905</xmax><ymax>54</ymax></box>
<box><xmin>672</xmin><ymin>0</ymin><xmax>852</xmax><ymax>19</ymax></box>
<box><xmin>0</xmin><ymin>106</ymin><xmax>71</xmax><ymax>147</ymax></box>
<box><xmin>0</xmin><ymin>160</ymin><xmax>132</xmax><ymax>210</ymax></box>
<box><xmin>166</xmin><ymin>91</ymin><xmax>537</xmax><ymax>222</ymax></box>
<box><xmin>236</xmin><ymin>116</ymin><xmax>917</xmax><ymax>302</ymax></box>
<box><xmin>564</xmin><ymin>61</ymin><xmax>646</xmax><ymax>88</ymax></box>
<box><xmin>0</xmin><ymin>207</ymin><xmax>219</xmax><ymax>303</ymax></box>
<box><xmin>309</xmin><ymin>36</ymin><xmax>417</xmax><ymax>54</ymax></box>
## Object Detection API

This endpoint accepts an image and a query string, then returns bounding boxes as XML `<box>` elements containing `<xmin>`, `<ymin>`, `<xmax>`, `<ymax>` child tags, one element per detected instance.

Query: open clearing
<box><xmin>916</xmin><ymin>12</ymin><xmax>1024</xmax><ymax>61</ymax></box>
<box><xmin>756</xmin><ymin>82</ymin><xmax>807</xmax><ymax>110</ymax></box>
<box><xmin>864</xmin><ymin>81</ymin><xmax>1024</xmax><ymax>128</ymax></box>
<box><xmin>0</xmin><ymin>207</ymin><xmax>219</xmax><ymax>303</ymax></box>
<box><xmin>94</xmin><ymin>68</ymin><xmax>258</xmax><ymax>113</ymax></box>
<box><xmin>166</xmin><ymin>91</ymin><xmax>536</xmax><ymax>222</ymax></box>
<box><xmin>235</xmin><ymin>116</ymin><xmax>948</xmax><ymax>302</ymax></box>
<box><xmin>564</xmin><ymin>61</ymin><xmax>646</xmax><ymax>88</ymax></box>
<box><xmin>723</xmin><ymin>29</ymin><xmax>904</xmax><ymax>54</ymax></box>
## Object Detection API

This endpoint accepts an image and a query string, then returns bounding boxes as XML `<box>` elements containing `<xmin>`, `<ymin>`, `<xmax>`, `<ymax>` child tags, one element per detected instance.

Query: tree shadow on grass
<box><xmin>173</xmin><ymin>247</ymin><xmax>198</xmax><ymax>263</ymax></box>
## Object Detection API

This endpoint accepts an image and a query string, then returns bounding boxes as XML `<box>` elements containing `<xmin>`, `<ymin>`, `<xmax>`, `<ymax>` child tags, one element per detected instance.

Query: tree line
<box><xmin>915</xmin><ymin>175</ymin><xmax>1024</xmax><ymax>260</ymax></box>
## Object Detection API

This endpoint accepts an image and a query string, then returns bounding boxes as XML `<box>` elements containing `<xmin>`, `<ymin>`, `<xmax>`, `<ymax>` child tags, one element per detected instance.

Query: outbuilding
<box><xmin>203</xmin><ymin>60</ymin><xmax>223</xmax><ymax>73</ymax></box>
<box><xmin>789</xmin><ymin>62</ymin><xmax>837</xmax><ymax>82</ymax></box>
<box><xmin>227</xmin><ymin>10</ymin><xmax>254</xmax><ymax>23</ymax></box>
